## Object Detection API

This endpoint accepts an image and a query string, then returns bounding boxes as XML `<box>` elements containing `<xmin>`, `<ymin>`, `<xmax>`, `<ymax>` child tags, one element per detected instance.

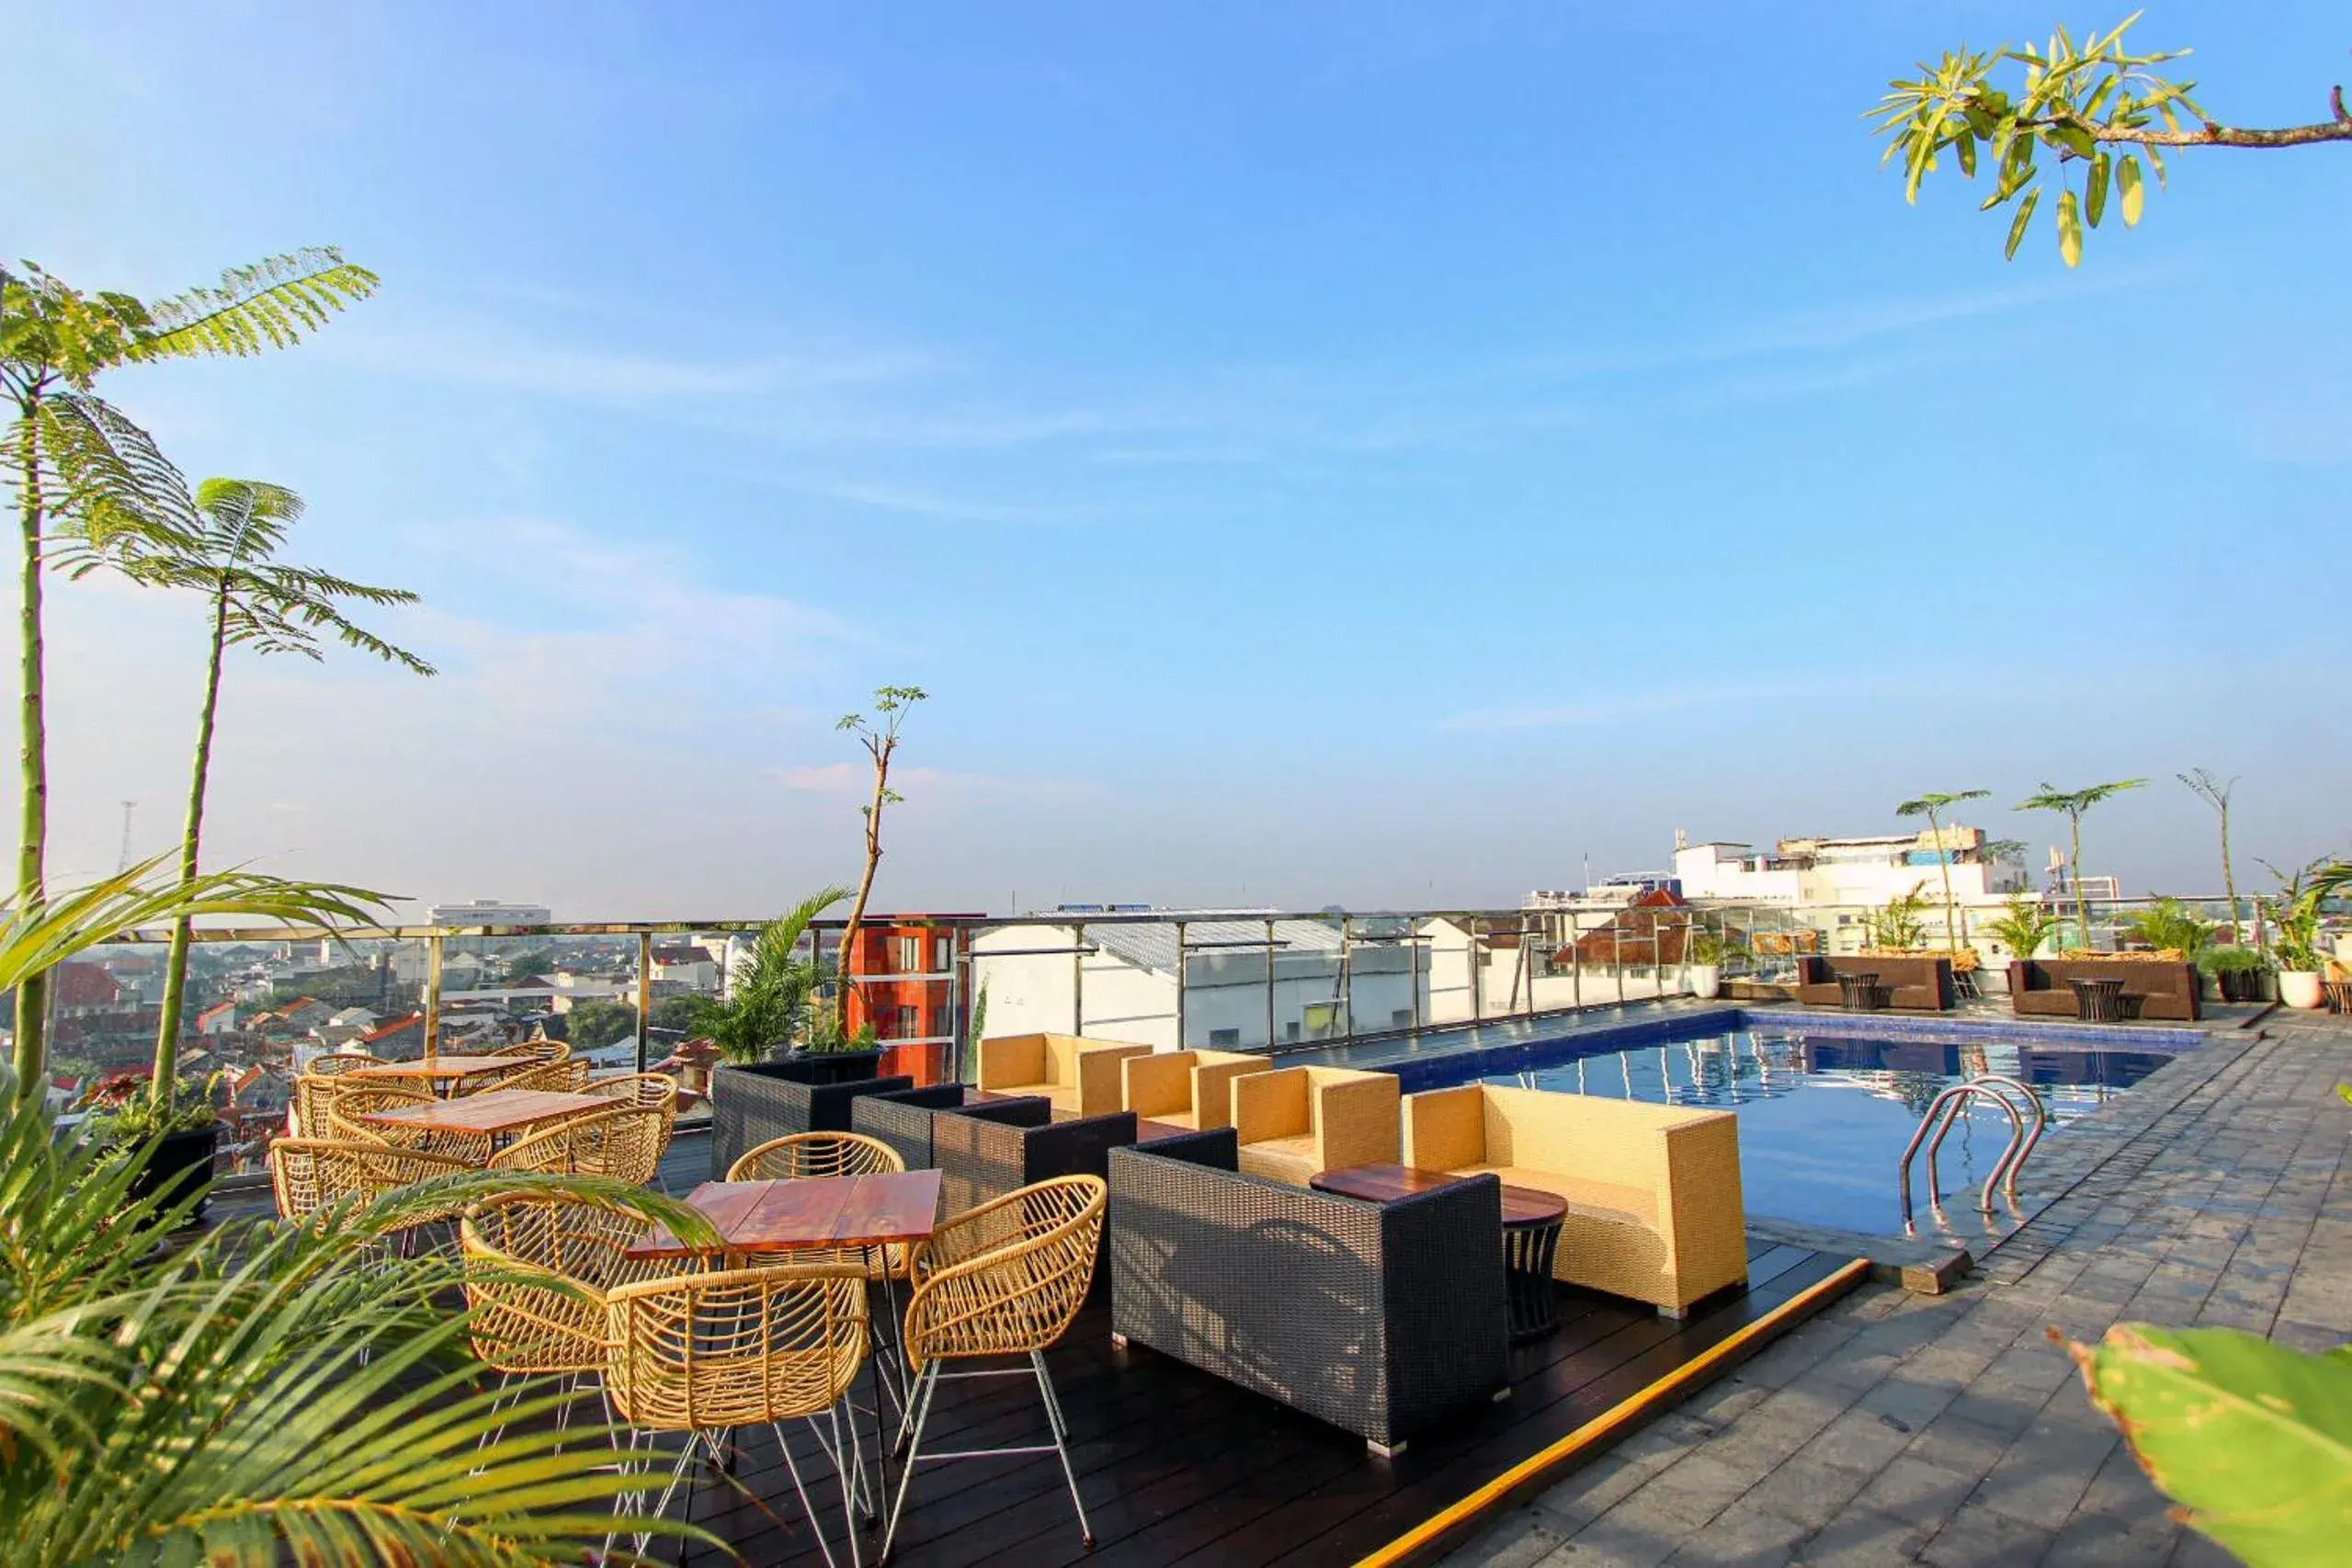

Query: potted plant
<box><xmin>1687</xmin><ymin>932</ymin><xmax>1729</xmax><ymax>1000</ymax></box>
<box><xmin>75</xmin><ymin>1069</ymin><xmax>222</xmax><ymax>1220</ymax></box>
<box><xmin>1983</xmin><ymin>894</ymin><xmax>2061</xmax><ymax>994</ymax></box>
<box><xmin>694</xmin><ymin>887</ymin><xmax>885</xmax><ymax>1085</ymax></box>
<box><xmin>2258</xmin><ymin>858</ymin><xmax>2346</xmax><ymax>1010</ymax></box>
<box><xmin>2199</xmin><ymin>945</ymin><xmax>2270</xmax><ymax>1004</ymax></box>
<box><xmin>2119</xmin><ymin>897</ymin><xmax>2214</xmax><ymax>965</ymax></box>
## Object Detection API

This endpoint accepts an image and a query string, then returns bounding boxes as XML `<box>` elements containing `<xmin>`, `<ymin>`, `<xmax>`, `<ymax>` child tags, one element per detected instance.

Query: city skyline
<box><xmin>6</xmin><ymin>2</ymin><xmax>2346</xmax><ymax>918</ymax></box>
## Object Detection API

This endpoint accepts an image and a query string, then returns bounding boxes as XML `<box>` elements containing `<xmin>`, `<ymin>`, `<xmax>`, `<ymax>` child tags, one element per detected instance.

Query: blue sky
<box><xmin>6</xmin><ymin>2</ymin><xmax>2347</xmax><ymax>917</ymax></box>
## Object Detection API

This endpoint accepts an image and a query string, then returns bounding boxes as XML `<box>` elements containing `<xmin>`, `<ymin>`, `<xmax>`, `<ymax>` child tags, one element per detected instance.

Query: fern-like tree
<box><xmin>692</xmin><ymin>886</ymin><xmax>849</xmax><ymax>1063</ymax></box>
<box><xmin>0</xmin><ymin>251</ymin><xmax>377</xmax><ymax>1100</ymax></box>
<box><xmin>2178</xmin><ymin>768</ymin><xmax>2243</xmax><ymax>934</ymax></box>
<box><xmin>65</xmin><ymin>478</ymin><xmax>432</xmax><ymax>1110</ymax></box>
<box><xmin>2017</xmin><ymin>778</ymin><xmax>2146</xmax><ymax>950</ymax></box>
<box><xmin>832</xmin><ymin>686</ymin><xmax>926</xmax><ymax>1037</ymax></box>
<box><xmin>1895</xmin><ymin>789</ymin><xmax>1989</xmax><ymax>955</ymax></box>
<box><xmin>1871</xmin><ymin>15</ymin><xmax>2352</xmax><ymax>267</ymax></box>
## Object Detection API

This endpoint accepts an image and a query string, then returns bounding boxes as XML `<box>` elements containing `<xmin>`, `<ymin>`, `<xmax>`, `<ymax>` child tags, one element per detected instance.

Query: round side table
<box><xmin>2068</xmin><ymin>977</ymin><xmax>2128</xmax><ymax>1022</ymax></box>
<box><xmin>1499</xmin><ymin>1185</ymin><xmax>1572</xmax><ymax>1343</ymax></box>
<box><xmin>1836</xmin><ymin>971</ymin><xmax>1883</xmax><ymax>1012</ymax></box>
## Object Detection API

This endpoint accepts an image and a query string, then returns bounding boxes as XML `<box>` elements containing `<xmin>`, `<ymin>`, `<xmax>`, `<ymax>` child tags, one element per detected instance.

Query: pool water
<box><xmin>1456</xmin><ymin>1028</ymin><xmax>2173</xmax><ymax>1236</ymax></box>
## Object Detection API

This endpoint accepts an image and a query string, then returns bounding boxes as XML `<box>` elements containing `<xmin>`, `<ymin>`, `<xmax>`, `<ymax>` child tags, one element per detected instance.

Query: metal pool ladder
<box><xmin>1897</xmin><ymin>1074</ymin><xmax>2048</xmax><ymax>1233</ymax></box>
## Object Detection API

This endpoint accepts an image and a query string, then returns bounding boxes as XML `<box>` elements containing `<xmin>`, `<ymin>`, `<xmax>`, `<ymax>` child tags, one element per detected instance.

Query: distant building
<box><xmin>354</xmin><ymin>1012</ymin><xmax>426</xmax><ymax>1060</ymax></box>
<box><xmin>649</xmin><ymin>944</ymin><xmax>719</xmax><ymax>992</ymax></box>
<box><xmin>1670</xmin><ymin>826</ymin><xmax>2028</xmax><ymax>907</ymax></box>
<box><xmin>427</xmin><ymin>899</ymin><xmax>552</xmax><ymax>927</ymax></box>
<box><xmin>195</xmin><ymin>1000</ymin><xmax>239</xmax><ymax>1036</ymax></box>
<box><xmin>50</xmin><ymin>962</ymin><xmax>123</xmax><ymax>1018</ymax></box>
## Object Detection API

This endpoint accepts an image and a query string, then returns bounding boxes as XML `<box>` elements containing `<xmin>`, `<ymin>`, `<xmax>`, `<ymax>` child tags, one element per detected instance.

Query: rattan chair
<box><xmin>485</xmin><ymin>1104</ymin><xmax>669</xmax><ymax>1184</ymax></box>
<box><xmin>586</xmin><ymin>1071</ymin><xmax>680</xmax><ymax>1116</ymax></box>
<box><xmin>325</xmin><ymin>1082</ymin><xmax>494</xmax><ymax>1165</ymax></box>
<box><xmin>460</xmin><ymin>1190</ymin><xmax>680</xmax><ymax>1377</ymax></box>
<box><xmin>305</xmin><ymin>1051</ymin><xmax>382</xmax><ymax>1075</ymax></box>
<box><xmin>605</xmin><ymin>1264</ymin><xmax>870</xmax><ymax>1567</ymax></box>
<box><xmin>727</xmin><ymin>1130</ymin><xmax>905</xmax><ymax>1183</ymax></box>
<box><xmin>267</xmin><ymin>1136</ymin><xmax>476</xmax><ymax>1227</ymax></box>
<box><xmin>881</xmin><ymin>1175</ymin><xmax>1108</xmax><ymax>1559</ymax></box>
<box><xmin>496</xmin><ymin>1056</ymin><xmax>590</xmax><ymax>1094</ymax></box>
<box><xmin>490</xmin><ymin>1038</ymin><xmax>570</xmax><ymax>1059</ymax></box>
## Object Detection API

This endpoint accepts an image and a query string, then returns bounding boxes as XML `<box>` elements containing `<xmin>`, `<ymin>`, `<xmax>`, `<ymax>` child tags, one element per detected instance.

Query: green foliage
<box><xmin>2256</xmin><ymin>858</ymin><xmax>2347</xmax><ymax>972</ymax></box>
<box><xmin>75</xmin><ymin>1070</ymin><xmax>221</xmax><ymax>1142</ymax></box>
<box><xmin>691</xmin><ymin>887</ymin><xmax>851</xmax><ymax>1063</ymax></box>
<box><xmin>2200</xmin><ymin>945</ymin><xmax>2269</xmax><ymax>975</ymax></box>
<box><xmin>645</xmin><ymin>994</ymin><xmax>703</xmax><ymax>1034</ymax></box>
<box><xmin>1864</xmin><ymin>882</ymin><xmax>1933</xmax><ymax>950</ymax></box>
<box><xmin>1983</xmin><ymin>894</ymin><xmax>2061</xmax><ymax>962</ymax></box>
<box><xmin>1870</xmin><ymin>17</ymin><xmax>2198</xmax><ymax>267</ymax></box>
<box><xmin>1871</xmin><ymin>15</ymin><xmax>2352</xmax><ymax>267</ymax></box>
<box><xmin>0</xmin><ymin>1090</ymin><xmax>718</xmax><ymax>1566</ymax></box>
<box><xmin>2120</xmin><ymin>897</ymin><xmax>2215</xmax><ymax>960</ymax></box>
<box><xmin>562</xmin><ymin>998</ymin><xmax>636</xmax><ymax>1053</ymax></box>
<box><xmin>2065</xmin><ymin>1321</ymin><xmax>2352</xmax><ymax>1566</ymax></box>
<box><xmin>957</xmin><ymin>981</ymin><xmax>989</xmax><ymax>1085</ymax></box>
<box><xmin>502</xmin><ymin>949</ymin><xmax>556</xmax><ymax>983</ymax></box>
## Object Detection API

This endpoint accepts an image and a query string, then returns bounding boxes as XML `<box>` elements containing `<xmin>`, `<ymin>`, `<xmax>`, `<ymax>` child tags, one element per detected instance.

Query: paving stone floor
<box><xmin>1438</xmin><ymin>1010</ymin><xmax>2352</xmax><ymax>1568</ymax></box>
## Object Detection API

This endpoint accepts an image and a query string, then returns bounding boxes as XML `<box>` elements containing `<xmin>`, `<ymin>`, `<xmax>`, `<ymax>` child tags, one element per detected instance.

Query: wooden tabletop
<box><xmin>628</xmin><ymin>1169</ymin><xmax>945</xmax><ymax>1261</ymax></box>
<box><xmin>358</xmin><ymin>1087</ymin><xmax>609</xmax><ymax>1136</ymax></box>
<box><xmin>342</xmin><ymin>1055</ymin><xmax>519</xmax><ymax>1083</ymax></box>
<box><xmin>1311</xmin><ymin>1163</ymin><xmax>1570</xmax><ymax>1227</ymax></box>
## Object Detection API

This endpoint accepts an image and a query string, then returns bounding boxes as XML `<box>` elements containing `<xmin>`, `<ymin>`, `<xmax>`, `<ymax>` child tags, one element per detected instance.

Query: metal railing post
<box><xmin>635</xmin><ymin>930</ymin><xmax>653</xmax><ymax>1073</ymax></box>
<box><xmin>1073</xmin><ymin>922</ymin><xmax>1087</xmax><ymax>1036</ymax></box>
<box><xmin>1410</xmin><ymin>921</ymin><xmax>1424</xmax><ymax>1032</ymax></box>
<box><xmin>1173</xmin><ymin>920</ymin><xmax>1187</xmax><ymax>1048</ymax></box>
<box><xmin>1265</xmin><ymin>918</ymin><xmax>1278</xmax><ymax>1048</ymax></box>
<box><xmin>1470</xmin><ymin>920</ymin><xmax>1483</xmax><ymax>1025</ymax></box>
<box><xmin>424</xmin><ymin>933</ymin><xmax>443</xmax><ymax>1060</ymax></box>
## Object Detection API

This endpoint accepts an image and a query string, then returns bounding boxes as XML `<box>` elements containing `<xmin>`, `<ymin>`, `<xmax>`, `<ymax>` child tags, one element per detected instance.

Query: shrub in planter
<box><xmin>75</xmin><ymin>1070</ymin><xmax>222</xmax><ymax>1219</ymax></box>
<box><xmin>2199</xmin><ymin>945</ymin><xmax>2270</xmax><ymax>1004</ymax></box>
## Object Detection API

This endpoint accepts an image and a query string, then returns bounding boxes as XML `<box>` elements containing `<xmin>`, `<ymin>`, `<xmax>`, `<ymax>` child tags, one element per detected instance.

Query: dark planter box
<box><xmin>710</xmin><ymin>1062</ymin><xmax>913</xmax><ymax>1174</ymax></box>
<box><xmin>773</xmin><ymin>1048</ymin><xmax>886</xmax><ymax>1085</ymax></box>
<box><xmin>2215</xmin><ymin>968</ymin><xmax>2267</xmax><ymax>1003</ymax></box>
<box><xmin>130</xmin><ymin>1125</ymin><xmax>218</xmax><ymax>1220</ymax></box>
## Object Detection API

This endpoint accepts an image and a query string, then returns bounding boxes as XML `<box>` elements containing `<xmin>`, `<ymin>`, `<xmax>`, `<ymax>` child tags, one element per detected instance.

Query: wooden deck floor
<box><xmin>218</xmin><ymin>1130</ymin><xmax>1860</xmax><ymax>1568</ymax></box>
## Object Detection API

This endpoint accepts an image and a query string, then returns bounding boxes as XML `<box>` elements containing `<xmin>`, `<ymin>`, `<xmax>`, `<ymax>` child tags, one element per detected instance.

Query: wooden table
<box><xmin>2067</xmin><ymin>977</ymin><xmax>2130</xmax><ymax>1022</ymax></box>
<box><xmin>358</xmin><ymin>1087</ymin><xmax>609</xmax><ymax>1144</ymax></box>
<box><xmin>1835</xmin><ymin>972</ymin><xmax>1884</xmax><ymax>1012</ymax></box>
<box><xmin>1312</xmin><ymin>1163</ymin><xmax>1572</xmax><ymax>1343</ymax></box>
<box><xmin>341</xmin><ymin>1055</ymin><xmax>521</xmax><ymax>1096</ymax></box>
<box><xmin>627</xmin><ymin>1169</ymin><xmax>945</xmax><ymax>1262</ymax></box>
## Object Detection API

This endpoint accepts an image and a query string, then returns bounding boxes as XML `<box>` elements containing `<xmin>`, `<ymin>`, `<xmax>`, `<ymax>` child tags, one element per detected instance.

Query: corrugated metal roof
<box><xmin>1087</xmin><ymin>919</ymin><xmax>1342</xmax><ymax>979</ymax></box>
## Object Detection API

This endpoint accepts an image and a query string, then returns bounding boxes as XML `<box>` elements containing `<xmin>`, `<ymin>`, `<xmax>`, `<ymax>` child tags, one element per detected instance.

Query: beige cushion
<box><xmin>1236</xmin><ymin>1135</ymin><xmax>1319</xmax><ymax>1187</ymax></box>
<box><xmin>1462</xmin><ymin>1164</ymin><xmax>1660</xmax><ymax>1229</ymax></box>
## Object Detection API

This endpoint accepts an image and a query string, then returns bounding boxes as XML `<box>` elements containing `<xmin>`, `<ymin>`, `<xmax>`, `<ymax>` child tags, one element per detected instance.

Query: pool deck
<box><xmin>1435</xmin><ymin>1006</ymin><xmax>2352</xmax><ymax>1567</ymax></box>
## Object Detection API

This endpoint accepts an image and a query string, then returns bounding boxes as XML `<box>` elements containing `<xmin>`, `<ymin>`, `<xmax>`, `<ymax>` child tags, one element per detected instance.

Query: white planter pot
<box><xmin>1689</xmin><ymin>964</ymin><xmax>1721</xmax><ymax>1001</ymax></box>
<box><xmin>2279</xmin><ymin>971</ymin><xmax>2324</xmax><ymax>1009</ymax></box>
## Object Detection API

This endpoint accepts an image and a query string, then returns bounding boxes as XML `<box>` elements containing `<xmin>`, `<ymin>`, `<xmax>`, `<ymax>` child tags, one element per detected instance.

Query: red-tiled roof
<box><xmin>197</xmin><ymin>1000</ymin><xmax>237</xmax><ymax>1026</ymax></box>
<box><xmin>359</xmin><ymin>1012</ymin><xmax>426</xmax><ymax>1044</ymax></box>
<box><xmin>51</xmin><ymin>962</ymin><xmax>121</xmax><ymax>1008</ymax></box>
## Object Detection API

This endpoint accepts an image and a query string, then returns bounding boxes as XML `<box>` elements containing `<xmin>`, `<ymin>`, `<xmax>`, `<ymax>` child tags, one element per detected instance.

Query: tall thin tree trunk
<box><xmin>2071</xmin><ymin>818</ymin><xmax>2089</xmax><ymax>953</ymax></box>
<box><xmin>1927</xmin><ymin>806</ymin><xmax>1962</xmax><ymax>954</ymax></box>
<box><xmin>12</xmin><ymin>408</ymin><xmax>48</xmax><ymax>1104</ymax></box>
<box><xmin>2219</xmin><ymin>803</ymin><xmax>2240</xmax><ymax>935</ymax></box>
<box><xmin>149</xmin><ymin>587</ymin><xmax>229</xmax><ymax>1110</ymax></box>
<box><xmin>834</xmin><ymin>742</ymin><xmax>891</xmax><ymax>1037</ymax></box>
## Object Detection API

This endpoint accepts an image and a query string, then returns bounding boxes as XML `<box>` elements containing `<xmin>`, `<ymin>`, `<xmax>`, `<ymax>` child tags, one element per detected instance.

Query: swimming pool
<box><xmin>1294</xmin><ymin>1006</ymin><xmax>2197</xmax><ymax>1237</ymax></box>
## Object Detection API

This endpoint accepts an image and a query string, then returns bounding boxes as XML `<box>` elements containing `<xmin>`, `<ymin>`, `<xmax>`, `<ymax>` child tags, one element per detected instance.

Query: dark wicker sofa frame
<box><xmin>1106</xmin><ymin>1140</ymin><xmax>1508</xmax><ymax>1454</ymax></box>
<box><xmin>710</xmin><ymin>1062</ymin><xmax>915</xmax><ymax>1174</ymax></box>
<box><xmin>850</xmin><ymin>1085</ymin><xmax>1051</xmax><ymax>1172</ymax></box>
<box><xmin>1793</xmin><ymin>954</ymin><xmax>1954</xmax><ymax>1012</ymax></box>
<box><xmin>2009</xmin><ymin>959</ymin><xmax>2201</xmax><ymax>1022</ymax></box>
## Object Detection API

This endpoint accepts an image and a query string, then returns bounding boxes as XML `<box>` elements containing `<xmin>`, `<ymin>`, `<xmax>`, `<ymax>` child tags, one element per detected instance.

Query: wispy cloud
<box><xmin>772</xmin><ymin>762</ymin><xmax>1096</xmax><ymax>801</ymax></box>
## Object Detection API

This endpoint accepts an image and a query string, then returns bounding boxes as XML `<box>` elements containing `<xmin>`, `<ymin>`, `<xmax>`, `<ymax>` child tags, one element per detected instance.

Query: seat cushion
<box><xmin>1462</xmin><ymin>1164</ymin><xmax>1660</xmax><ymax>1230</ymax></box>
<box><xmin>1001</xmin><ymin>1081</ymin><xmax>1086</xmax><ymax>1119</ymax></box>
<box><xmin>1153</xmin><ymin>1107</ymin><xmax>1202</xmax><ymax>1131</ymax></box>
<box><xmin>1236</xmin><ymin>1134</ymin><xmax>1320</xmax><ymax>1187</ymax></box>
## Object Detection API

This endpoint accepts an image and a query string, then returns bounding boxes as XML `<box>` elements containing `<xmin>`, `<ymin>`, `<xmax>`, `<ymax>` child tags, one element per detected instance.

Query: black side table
<box><xmin>2068</xmin><ymin>977</ymin><xmax>2128</xmax><ymax>1021</ymax></box>
<box><xmin>1499</xmin><ymin>1187</ymin><xmax>1572</xmax><ymax>1343</ymax></box>
<box><xmin>1836</xmin><ymin>972</ymin><xmax>1883</xmax><ymax>1012</ymax></box>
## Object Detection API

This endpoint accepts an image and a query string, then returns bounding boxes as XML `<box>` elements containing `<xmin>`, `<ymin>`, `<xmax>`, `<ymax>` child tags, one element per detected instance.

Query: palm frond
<box><xmin>136</xmin><ymin>249</ymin><xmax>380</xmax><ymax>360</ymax></box>
<box><xmin>36</xmin><ymin>393</ymin><xmax>201</xmax><ymax>554</ymax></box>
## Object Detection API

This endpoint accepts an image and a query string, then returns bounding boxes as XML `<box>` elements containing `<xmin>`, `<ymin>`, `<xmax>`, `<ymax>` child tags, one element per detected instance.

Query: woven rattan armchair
<box><xmin>1229</xmin><ymin>1065</ymin><xmax>1401</xmax><ymax>1187</ymax></box>
<box><xmin>605</xmin><ymin>1264</ymin><xmax>870</xmax><ymax>1566</ymax></box>
<box><xmin>290</xmin><ymin>1070</ymin><xmax>360</xmax><ymax>1137</ymax></box>
<box><xmin>1402</xmin><ymin>1082</ymin><xmax>1746</xmax><ymax>1315</ymax></box>
<box><xmin>485</xmin><ymin>1104</ymin><xmax>669</xmax><ymax>1184</ymax></box>
<box><xmin>1119</xmin><ymin>1048</ymin><xmax>1271</xmax><ymax>1131</ymax></box>
<box><xmin>494</xmin><ymin>1056</ymin><xmax>590</xmax><ymax>1094</ymax></box>
<box><xmin>882</xmin><ymin>1175</ymin><xmax>1108</xmax><ymax>1559</ymax></box>
<box><xmin>973</xmin><ymin>1033</ymin><xmax>1150</xmax><ymax>1119</ymax></box>
<box><xmin>305</xmin><ymin>1051</ymin><xmax>381</xmax><ymax>1075</ymax></box>
<box><xmin>585</xmin><ymin>1071</ymin><xmax>679</xmax><ymax>1115</ymax></box>
<box><xmin>728</xmin><ymin>1130</ymin><xmax>904</xmax><ymax>1182</ymax></box>
<box><xmin>1106</xmin><ymin>1139</ymin><xmax>1506</xmax><ymax>1453</ymax></box>
<box><xmin>460</xmin><ymin>1190</ymin><xmax>680</xmax><ymax>1378</ymax></box>
<box><xmin>267</xmin><ymin>1136</ymin><xmax>476</xmax><ymax>1227</ymax></box>
<box><xmin>324</xmin><ymin>1083</ymin><xmax>494</xmax><ymax>1166</ymax></box>
<box><xmin>489</xmin><ymin>1038</ymin><xmax>568</xmax><ymax>1058</ymax></box>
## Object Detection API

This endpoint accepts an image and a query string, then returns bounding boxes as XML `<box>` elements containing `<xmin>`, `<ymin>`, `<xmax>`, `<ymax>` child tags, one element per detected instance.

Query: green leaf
<box><xmin>2005</xmin><ymin>187</ymin><xmax>2041</xmax><ymax>260</ymax></box>
<box><xmin>2119</xmin><ymin>155</ymin><xmax>2145</xmax><ymax>223</ymax></box>
<box><xmin>2057</xmin><ymin>189</ymin><xmax>2083</xmax><ymax>267</ymax></box>
<box><xmin>2069</xmin><ymin>1323</ymin><xmax>2352</xmax><ymax>1567</ymax></box>
<box><xmin>1954</xmin><ymin>133</ymin><xmax>1977</xmax><ymax>177</ymax></box>
<box><xmin>2085</xmin><ymin>152</ymin><xmax>2110</xmax><ymax>226</ymax></box>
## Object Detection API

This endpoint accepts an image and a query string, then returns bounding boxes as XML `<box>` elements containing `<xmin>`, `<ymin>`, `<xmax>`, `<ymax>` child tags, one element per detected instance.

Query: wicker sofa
<box><xmin>1401</xmin><ymin>1084</ymin><xmax>1746</xmax><ymax>1315</ymax></box>
<box><xmin>1229</xmin><ymin>1065</ymin><xmax>1401</xmax><ymax>1187</ymax></box>
<box><xmin>1119</xmin><ymin>1048</ymin><xmax>1272</xmax><ymax>1131</ymax></box>
<box><xmin>1107</xmin><ymin>1138</ymin><xmax>1508</xmax><ymax>1454</ymax></box>
<box><xmin>932</xmin><ymin>1106</ymin><xmax>1146</xmax><ymax>1217</ymax></box>
<box><xmin>849</xmin><ymin>1084</ymin><xmax>1051</xmax><ymax>1171</ymax></box>
<box><xmin>2009</xmin><ymin>958</ymin><xmax>2201</xmax><ymax>1022</ymax></box>
<box><xmin>1792</xmin><ymin>955</ymin><xmax>1954</xmax><ymax>1012</ymax></box>
<box><xmin>975</xmin><ymin>1034</ymin><xmax>1153</xmax><ymax>1119</ymax></box>
<box><xmin>710</xmin><ymin>1063</ymin><xmax>914</xmax><ymax>1174</ymax></box>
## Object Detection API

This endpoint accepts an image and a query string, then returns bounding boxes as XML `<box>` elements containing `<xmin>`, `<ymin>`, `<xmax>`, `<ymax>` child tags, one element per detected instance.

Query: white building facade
<box><xmin>1670</xmin><ymin>826</ymin><xmax>2028</xmax><ymax>908</ymax></box>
